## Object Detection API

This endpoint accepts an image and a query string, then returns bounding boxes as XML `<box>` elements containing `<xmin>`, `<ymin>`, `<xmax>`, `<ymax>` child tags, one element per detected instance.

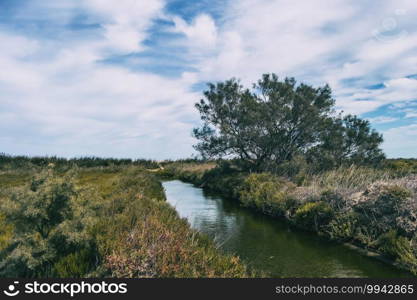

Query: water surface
<box><xmin>163</xmin><ymin>180</ymin><xmax>412</xmax><ymax>277</ymax></box>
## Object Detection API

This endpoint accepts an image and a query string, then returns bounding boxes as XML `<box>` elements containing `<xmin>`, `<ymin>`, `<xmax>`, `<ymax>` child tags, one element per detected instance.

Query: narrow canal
<box><xmin>163</xmin><ymin>180</ymin><xmax>412</xmax><ymax>277</ymax></box>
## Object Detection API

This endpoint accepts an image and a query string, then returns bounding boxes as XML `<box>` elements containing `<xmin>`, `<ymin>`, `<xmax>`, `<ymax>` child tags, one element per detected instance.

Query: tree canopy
<box><xmin>193</xmin><ymin>74</ymin><xmax>385</xmax><ymax>172</ymax></box>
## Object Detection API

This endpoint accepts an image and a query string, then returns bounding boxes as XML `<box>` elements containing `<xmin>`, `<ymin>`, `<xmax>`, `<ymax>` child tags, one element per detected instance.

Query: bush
<box><xmin>384</xmin><ymin>159</ymin><xmax>417</xmax><ymax>176</ymax></box>
<box><xmin>201</xmin><ymin>166</ymin><xmax>246</xmax><ymax>199</ymax></box>
<box><xmin>0</xmin><ymin>170</ymin><xmax>97</xmax><ymax>277</ymax></box>
<box><xmin>54</xmin><ymin>248</ymin><xmax>97</xmax><ymax>278</ymax></box>
<box><xmin>294</xmin><ymin>201</ymin><xmax>334</xmax><ymax>231</ymax></box>
<box><xmin>355</xmin><ymin>185</ymin><xmax>416</xmax><ymax>238</ymax></box>
<box><xmin>326</xmin><ymin>212</ymin><xmax>357</xmax><ymax>241</ymax></box>
<box><xmin>377</xmin><ymin>230</ymin><xmax>417</xmax><ymax>268</ymax></box>
<box><xmin>273</xmin><ymin>155</ymin><xmax>309</xmax><ymax>184</ymax></box>
<box><xmin>240</xmin><ymin>173</ymin><xmax>296</xmax><ymax>217</ymax></box>
<box><xmin>0</xmin><ymin>214</ymin><xmax>13</xmax><ymax>251</ymax></box>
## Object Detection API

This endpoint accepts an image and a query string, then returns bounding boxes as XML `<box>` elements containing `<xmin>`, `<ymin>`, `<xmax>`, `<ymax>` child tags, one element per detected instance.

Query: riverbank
<box><xmin>0</xmin><ymin>159</ymin><xmax>251</xmax><ymax>277</ymax></box>
<box><xmin>160</xmin><ymin>161</ymin><xmax>417</xmax><ymax>276</ymax></box>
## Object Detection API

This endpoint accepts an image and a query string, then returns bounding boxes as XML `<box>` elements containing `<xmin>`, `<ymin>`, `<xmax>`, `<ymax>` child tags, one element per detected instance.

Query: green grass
<box><xmin>0</xmin><ymin>171</ymin><xmax>32</xmax><ymax>189</ymax></box>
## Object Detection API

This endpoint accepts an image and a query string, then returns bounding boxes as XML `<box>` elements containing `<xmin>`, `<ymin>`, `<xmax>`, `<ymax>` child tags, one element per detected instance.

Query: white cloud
<box><xmin>405</xmin><ymin>112</ymin><xmax>417</xmax><ymax>118</ymax></box>
<box><xmin>337</xmin><ymin>77</ymin><xmax>417</xmax><ymax>114</ymax></box>
<box><xmin>0</xmin><ymin>0</ymin><xmax>201</xmax><ymax>159</ymax></box>
<box><xmin>401</xmin><ymin>107</ymin><xmax>417</xmax><ymax>118</ymax></box>
<box><xmin>178</xmin><ymin>0</ymin><xmax>417</xmax><ymax>111</ymax></box>
<box><xmin>83</xmin><ymin>0</ymin><xmax>164</xmax><ymax>53</ymax></box>
<box><xmin>173</xmin><ymin>14</ymin><xmax>218</xmax><ymax>50</ymax></box>
<box><xmin>367</xmin><ymin>116</ymin><xmax>398</xmax><ymax>124</ymax></box>
<box><xmin>0</xmin><ymin>33</ymin><xmax>43</xmax><ymax>89</ymax></box>
<box><xmin>382</xmin><ymin>123</ymin><xmax>417</xmax><ymax>157</ymax></box>
<box><xmin>186</xmin><ymin>0</ymin><xmax>360</xmax><ymax>84</ymax></box>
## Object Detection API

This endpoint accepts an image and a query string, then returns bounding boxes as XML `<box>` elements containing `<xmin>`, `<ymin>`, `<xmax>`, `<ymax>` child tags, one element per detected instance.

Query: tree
<box><xmin>307</xmin><ymin>115</ymin><xmax>385</xmax><ymax>169</ymax></box>
<box><xmin>193</xmin><ymin>73</ymin><xmax>384</xmax><ymax>171</ymax></box>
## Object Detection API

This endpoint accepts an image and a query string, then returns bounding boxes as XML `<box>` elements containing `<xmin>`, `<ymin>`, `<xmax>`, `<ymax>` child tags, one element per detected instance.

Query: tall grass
<box><xmin>306</xmin><ymin>165</ymin><xmax>392</xmax><ymax>191</ymax></box>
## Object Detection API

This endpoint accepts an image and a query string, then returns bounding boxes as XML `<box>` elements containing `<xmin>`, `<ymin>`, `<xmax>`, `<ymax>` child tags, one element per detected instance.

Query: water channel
<box><xmin>163</xmin><ymin>180</ymin><xmax>412</xmax><ymax>277</ymax></box>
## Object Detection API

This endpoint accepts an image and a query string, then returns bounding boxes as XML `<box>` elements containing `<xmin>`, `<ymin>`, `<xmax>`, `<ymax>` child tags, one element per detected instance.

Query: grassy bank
<box><xmin>0</xmin><ymin>158</ymin><xmax>250</xmax><ymax>277</ymax></box>
<box><xmin>161</xmin><ymin>160</ymin><xmax>417</xmax><ymax>276</ymax></box>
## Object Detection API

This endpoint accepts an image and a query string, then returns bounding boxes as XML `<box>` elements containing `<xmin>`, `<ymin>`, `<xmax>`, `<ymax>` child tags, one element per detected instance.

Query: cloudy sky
<box><xmin>1</xmin><ymin>0</ymin><xmax>417</xmax><ymax>159</ymax></box>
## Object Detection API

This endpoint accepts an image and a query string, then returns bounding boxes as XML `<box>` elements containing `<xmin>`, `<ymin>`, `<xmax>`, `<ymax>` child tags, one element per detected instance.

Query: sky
<box><xmin>0</xmin><ymin>0</ymin><xmax>417</xmax><ymax>159</ymax></box>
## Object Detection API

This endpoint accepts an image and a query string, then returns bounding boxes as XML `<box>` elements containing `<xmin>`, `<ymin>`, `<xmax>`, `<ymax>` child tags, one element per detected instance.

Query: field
<box><xmin>0</xmin><ymin>155</ymin><xmax>250</xmax><ymax>278</ymax></box>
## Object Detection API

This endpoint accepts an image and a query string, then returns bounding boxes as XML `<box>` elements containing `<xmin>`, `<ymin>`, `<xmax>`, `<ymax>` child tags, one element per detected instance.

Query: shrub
<box><xmin>240</xmin><ymin>173</ymin><xmax>296</xmax><ymax>217</ymax></box>
<box><xmin>377</xmin><ymin>230</ymin><xmax>417</xmax><ymax>269</ymax></box>
<box><xmin>355</xmin><ymin>185</ymin><xmax>416</xmax><ymax>238</ymax></box>
<box><xmin>54</xmin><ymin>248</ymin><xmax>97</xmax><ymax>278</ymax></box>
<box><xmin>326</xmin><ymin>212</ymin><xmax>357</xmax><ymax>241</ymax></box>
<box><xmin>384</xmin><ymin>159</ymin><xmax>417</xmax><ymax>176</ymax></box>
<box><xmin>201</xmin><ymin>167</ymin><xmax>246</xmax><ymax>199</ymax></box>
<box><xmin>160</xmin><ymin>162</ymin><xmax>216</xmax><ymax>185</ymax></box>
<box><xmin>294</xmin><ymin>201</ymin><xmax>334</xmax><ymax>231</ymax></box>
<box><xmin>273</xmin><ymin>155</ymin><xmax>309</xmax><ymax>184</ymax></box>
<box><xmin>0</xmin><ymin>214</ymin><xmax>13</xmax><ymax>251</ymax></box>
<box><xmin>0</xmin><ymin>170</ymin><xmax>97</xmax><ymax>277</ymax></box>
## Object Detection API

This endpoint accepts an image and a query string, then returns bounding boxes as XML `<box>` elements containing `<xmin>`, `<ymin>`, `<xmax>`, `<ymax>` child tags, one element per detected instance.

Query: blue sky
<box><xmin>1</xmin><ymin>0</ymin><xmax>417</xmax><ymax>159</ymax></box>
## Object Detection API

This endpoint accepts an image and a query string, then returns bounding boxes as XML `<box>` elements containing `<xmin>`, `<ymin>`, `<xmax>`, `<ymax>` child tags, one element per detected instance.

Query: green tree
<box><xmin>194</xmin><ymin>74</ymin><xmax>335</xmax><ymax>171</ymax></box>
<box><xmin>193</xmin><ymin>73</ymin><xmax>384</xmax><ymax>171</ymax></box>
<box><xmin>307</xmin><ymin>115</ymin><xmax>385</xmax><ymax>169</ymax></box>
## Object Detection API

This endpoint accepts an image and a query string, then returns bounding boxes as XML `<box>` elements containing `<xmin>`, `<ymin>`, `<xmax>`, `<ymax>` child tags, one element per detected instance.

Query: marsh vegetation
<box><xmin>0</xmin><ymin>156</ymin><xmax>250</xmax><ymax>277</ymax></box>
